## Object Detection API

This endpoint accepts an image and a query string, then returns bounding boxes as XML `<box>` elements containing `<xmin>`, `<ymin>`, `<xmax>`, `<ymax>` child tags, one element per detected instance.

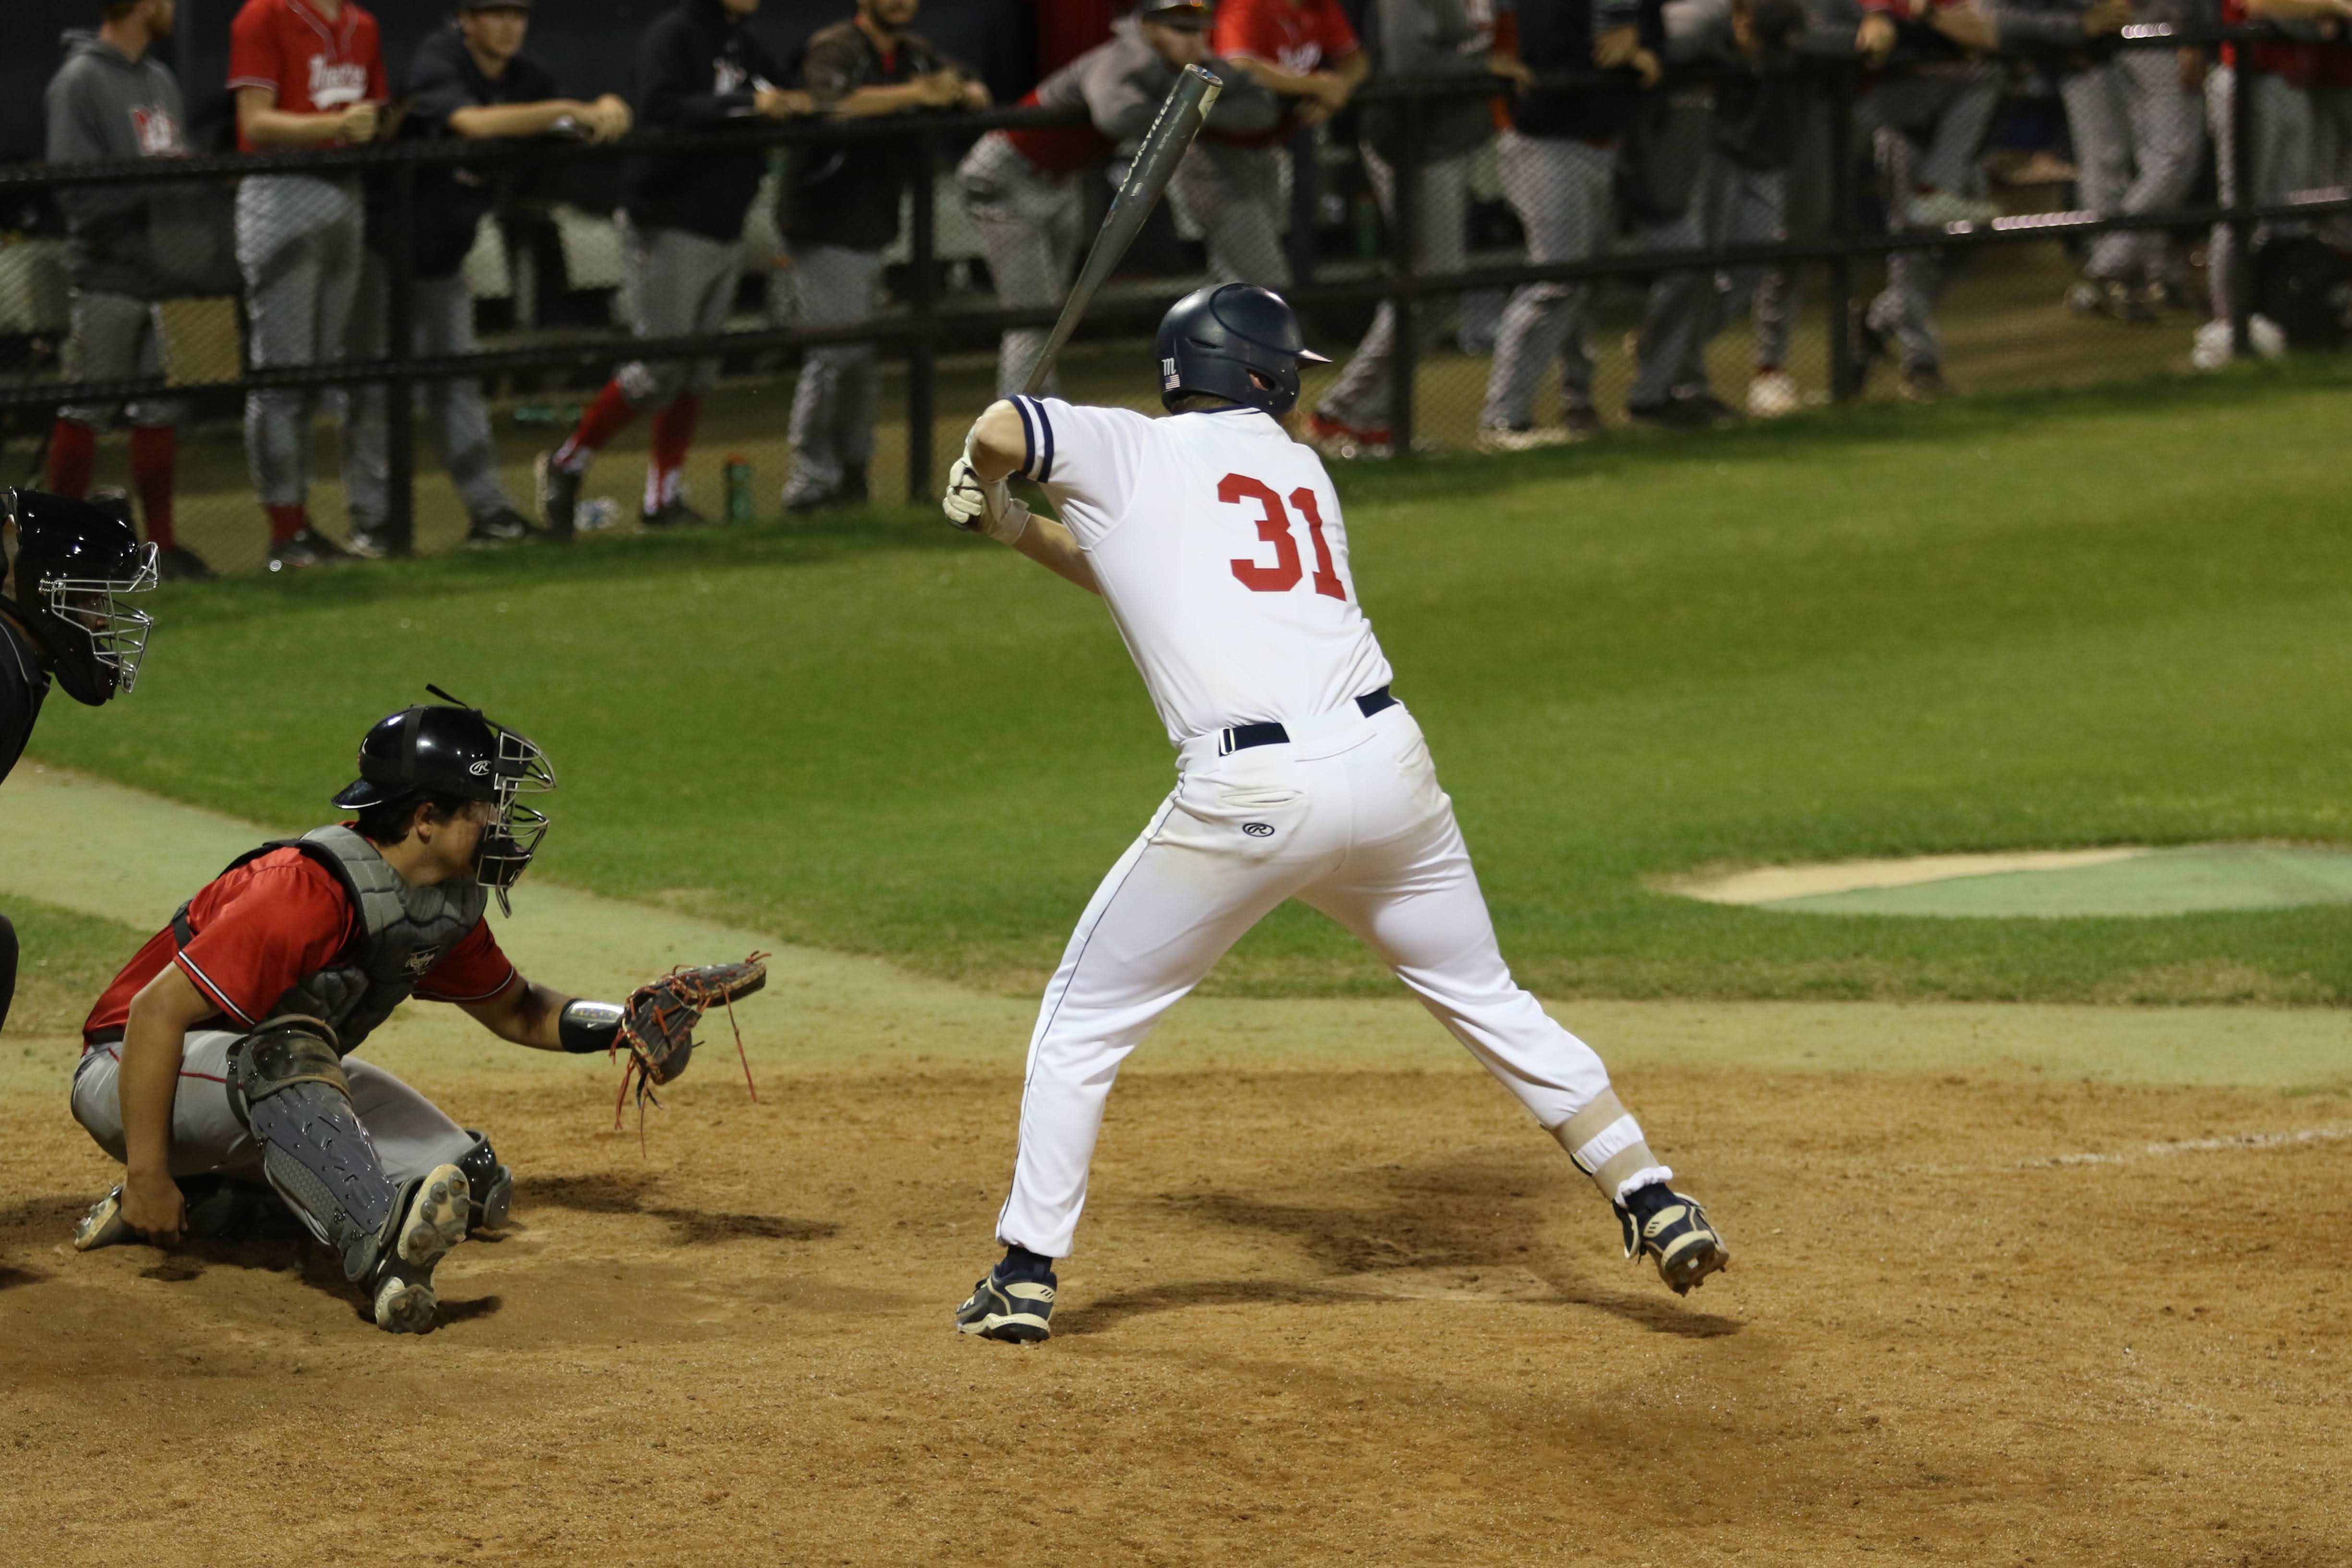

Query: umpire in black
<box><xmin>778</xmin><ymin>0</ymin><xmax>987</xmax><ymax>513</ymax></box>
<box><xmin>0</xmin><ymin>488</ymin><xmax>160</xmax><ymax>1033</ymax></box>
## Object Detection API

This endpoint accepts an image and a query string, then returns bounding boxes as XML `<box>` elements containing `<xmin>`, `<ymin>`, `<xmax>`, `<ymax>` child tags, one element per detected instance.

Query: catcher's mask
<box><xmin>0</xmin><ymin>487</ymin><xmax>160</xmax><ymax>706</ymax></box>
<box><xmin>332</xmin><ymin>685</ymin><xmax>556</xmax><ymax>913</ymax></box>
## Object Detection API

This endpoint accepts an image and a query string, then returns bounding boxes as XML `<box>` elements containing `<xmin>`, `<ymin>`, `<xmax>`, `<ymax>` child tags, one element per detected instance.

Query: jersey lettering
<box><xmin>1289</xmin><ymin>486</ymin><xmax>1345</xmax><ymax>601</ymax></box>
<box><xmin>1221</xmin><ymin>473</ymin><xmax>1347</xmax><ymax>602</ymax></box>
<box><xmin>1221</xmin><ymin>474</ymin><xmax>1303</xmax><ymax>594</ymax></box>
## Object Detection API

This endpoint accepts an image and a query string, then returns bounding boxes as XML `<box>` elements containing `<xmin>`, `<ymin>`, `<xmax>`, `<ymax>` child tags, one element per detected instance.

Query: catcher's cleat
<box><xmin>73</xmin><ymin>1186</ymin><xmax>134</xmax><ymax>1251</ymax></box>
<box><xmin>368</xmin><ymin>1164</ymin><xmax>470</xmax><ymax>1335</ymax></box>
<box><xmin>956</xmin><ymin>1262</ymin><xmax>1057</xmax><ymax>1344</ymax></box>
<box><xmin>1614</xmin><ymin>1184</ymin><xmax>1730</xmax><ymax>1296</ymax></box>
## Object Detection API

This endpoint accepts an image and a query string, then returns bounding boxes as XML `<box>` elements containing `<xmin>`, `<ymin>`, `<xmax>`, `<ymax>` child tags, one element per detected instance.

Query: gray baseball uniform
<box><xmin>1855</xmin><ymin>63</ymin><xmax>2002</xmax><ymax>371</ymax></box>
<box><xmin>1629</xmin><ymin>154</ymin><xmax>1789</xmax><ymax>406</ymax></box>
<box><xmin>72</xmin><ymin>1030</ymin><xmax>476</xmax><ymax>1186</ymax></box>
<box><xmin>1317</xmin><ymin>0</ymin><xmax>1497</xmax><ymax>434</ymax></box>
<box><xmin>342</xmin><ymin>265</ymin><xmax>513</xmax><ymax>533</ymax></box>
<box><xmin>1173</xmin><ymin>137</ymin><xmax>1294</xmax><ymax>286</ymax></box>
<box><xmin>2064</xmin><ymin>49</ymin><xmax>2205</xmax><ymax>284</ymax></box>
<box><xmin>1480</xmin><ymin>130</ymin><xmax>1612</xmax><ymax>427</ymax></box>
<box><xmin>614</xmin><ymin>212</ymin><xmax>740</xmax><ymax>409</ymax></box>
<box><xmin>959</xmin><ymin>17</ymin><xmax>1277</xmax><ymax>397</ymax></box>
<box><xmin>46</xmin><ymin>32</ymin><xmax>187</xmax><ymax>432</ymax></box>
<box><xmin>2205</xmin><ymin>63</ymin><xmax>2317</xmax><ymax>321</ymax></box>
<box><xmin>237</xmin><ymin>172</ymin><xmax>366</xmax><ymax>510</ymax></box>
<box><xmin>781</xmin><ymin>243</ymin><xmax>886</xmax><ymax>506</ymax></box>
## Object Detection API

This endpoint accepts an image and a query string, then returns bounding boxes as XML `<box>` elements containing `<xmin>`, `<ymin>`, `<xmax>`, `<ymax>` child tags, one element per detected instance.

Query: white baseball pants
<box><xmin>996</xmin><ymin>701</ymin><xmax>1657</xmax><ymax>1260</ymax></box>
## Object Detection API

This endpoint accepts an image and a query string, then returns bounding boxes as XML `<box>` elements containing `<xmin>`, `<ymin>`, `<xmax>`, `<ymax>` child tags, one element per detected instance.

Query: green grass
<box><xmin>3</xmin><ymin>898</ymin><xmax>151</xmax><ymax>1035</ymax></box>
<box><xmin>29</xmin><ymin>357</ymin><xmax>2352</xmax><ymax>1003</ymax></box>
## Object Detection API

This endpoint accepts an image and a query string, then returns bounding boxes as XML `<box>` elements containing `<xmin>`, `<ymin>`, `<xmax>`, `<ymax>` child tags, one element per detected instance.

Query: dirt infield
<box><xmin>4</xmin><ymin>770</ymin><xmax>2349</xmax><ymax>1563</ymax></box>
<box><xmin>3</xmin><ymin>1030</ymin><xmax>2347</xmax><ymax>1567</ymax></box>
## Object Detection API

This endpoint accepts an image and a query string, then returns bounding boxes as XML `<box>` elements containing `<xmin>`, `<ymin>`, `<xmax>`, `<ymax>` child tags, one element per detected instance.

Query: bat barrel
<box><xmin>1018</xmin><ymin>65</ymin><xmax>1224</xmax><ymax>398</ymax></box>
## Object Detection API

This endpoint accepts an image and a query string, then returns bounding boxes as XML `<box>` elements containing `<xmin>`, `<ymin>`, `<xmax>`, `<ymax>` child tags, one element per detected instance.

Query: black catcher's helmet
<box><xmin>333</xmin><ymin>686</ymin><xmax>557</xmax><ymax>912</ymax></box>
<box><xmin>1155</xmin><ymin>283</ymin><xmax>1330</xmax><ymax>414</ymax></box>
<box><xmin>0</xmin><ymin>487</ymin><xmax>159</xmax><ymax>706</ymax></box>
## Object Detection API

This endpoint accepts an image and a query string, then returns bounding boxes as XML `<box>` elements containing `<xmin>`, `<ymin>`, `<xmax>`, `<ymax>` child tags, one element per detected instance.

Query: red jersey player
<box><xmin>70</xmin><ymin>696</ymin><xmax>669</xmax><ymax>1334</ymax></box>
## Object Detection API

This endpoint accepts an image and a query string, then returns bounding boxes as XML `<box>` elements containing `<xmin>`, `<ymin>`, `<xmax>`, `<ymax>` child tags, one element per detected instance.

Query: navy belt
<box><xmin>1217</xmin><ymin>686</ymin><xmax>1395</xmax><ymax>756</ymax></box>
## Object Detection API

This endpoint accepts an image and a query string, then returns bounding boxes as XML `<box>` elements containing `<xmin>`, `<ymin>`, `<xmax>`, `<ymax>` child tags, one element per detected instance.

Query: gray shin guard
<box><xmin>227</xmin><ymin>1018</ymin><xmax>400</xmax><ymax>1282</ymax></box>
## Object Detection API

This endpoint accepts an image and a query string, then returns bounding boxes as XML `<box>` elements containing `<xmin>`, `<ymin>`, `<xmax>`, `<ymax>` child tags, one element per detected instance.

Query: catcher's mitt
<box><xmin>612</xmin><ymin>953</ymin><xmax>769</xmax><ymax>1130</ymax></box>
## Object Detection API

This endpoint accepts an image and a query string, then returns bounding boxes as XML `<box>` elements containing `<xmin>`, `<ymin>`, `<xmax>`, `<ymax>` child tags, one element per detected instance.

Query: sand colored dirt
<box><xmin>3</xmin><ymin>772</ymin><xmax>2350</xmax><ymax>1564</ymax></box>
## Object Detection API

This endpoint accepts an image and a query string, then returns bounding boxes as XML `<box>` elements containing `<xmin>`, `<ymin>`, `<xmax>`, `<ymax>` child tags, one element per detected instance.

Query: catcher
<box><xmin>67</xmin><ymin>692</ymin><xmax>765</xmax><ymax>1334</ymax></box>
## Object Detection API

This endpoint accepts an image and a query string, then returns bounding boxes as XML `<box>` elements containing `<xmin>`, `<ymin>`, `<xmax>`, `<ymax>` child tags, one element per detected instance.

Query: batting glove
<box><xmin>943</xmin><ymin>431</ymin><xmax>1031</xmax><ymax>545</ymax></box>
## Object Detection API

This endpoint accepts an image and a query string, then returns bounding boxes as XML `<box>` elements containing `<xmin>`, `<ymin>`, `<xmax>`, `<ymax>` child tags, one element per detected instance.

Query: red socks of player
<box><xmin>644</xmin><ymin>394</ymin><xmax>700</xmax><ymax>514</ymax></box>
<box><xmin>48</xmin><ymin>420</ymin><xmax>177</xmax><ymax>550</ymax></box>
<box><xmin>45</xmin><ymin>420</ymin><xmax>97</xmax><ymax>499</ymax></box>
<box><xmin>129</xmin><ymin>425</ymin><xmax>177</xmax><ymax>549</ymax></box>
<box><xmin>551</xmin><ymin>380</ymin><xmax>637</xmax><ymax>475</ymax></box>
<box><xmin>553</xmin><ymin>384</ymin><xmax>700</xmax><ymax>515</ymax></box>
<box><xmin>266</xmin><ymin>504</ymin><xmax>307</xmax><ymax>545</ymax></box>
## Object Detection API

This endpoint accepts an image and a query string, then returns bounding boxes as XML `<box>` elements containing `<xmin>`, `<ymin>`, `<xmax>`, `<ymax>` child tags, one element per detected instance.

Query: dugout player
<box><xmin>536</xmin><ymin>0</ymin><xmax>815</xmax><ymax>535</ymax></box>
<box><xmin>229</xmin><ymin>0</ymin><xmax>389</xmax><ymax>568</ymax></box>
<box><xmin>43</xmin><ymin>0</ymin><xmax>212</xmax><ymax>583</ymax></box>
<box><xmin>344</xmin><ymin>0</ymin><xmax>631</xmax><ymax>556</ymax></box>
<box><xmin>1186</xmin><ymin>0</ymin><xmax>1372</xmax><ymax>288</ymax></box>
<box><xmin>0</xmin><ymin>489</ymin><xmax>162</xmax><ymax>1033</ymax></box>
<box><xmin>1310</xmin><ymin>0</ymin><xmax>1527</xmax><ymax>456</ymax></box>
<box><xmin>66</xmin><ymin>696</ymin><xmax>665</xmax><ymax>1335</ymax></box>
<box><xmin>780</xmin><ymin>0</ymin><xmax>987</xmax><ymax>514</ymax></box>
<box><xmin>939</xmin><ymin>284</ymin><xmax>1730</xmax><ymax>1343</ymax></box>
<box><xmin>2195</xmin><ymin>0</ymin><xmax>2352</xmax><ymax>365</ymax></box>
<box><xmin>1477</xmin><ymin>0</ymin><xmax>1661</xmax><ymax>449</ymax></box>
<box><xmin>956</xmin><ymin>0</ymin><xmax>1278</xmax><ymax>398</ymax></box>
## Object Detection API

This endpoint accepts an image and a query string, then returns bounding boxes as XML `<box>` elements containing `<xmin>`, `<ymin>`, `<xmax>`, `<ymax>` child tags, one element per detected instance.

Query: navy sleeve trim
<box><xmin>1011</xmin><ymin>395</ymin><xmax>1055</xmax><ymax>483</ymax></box>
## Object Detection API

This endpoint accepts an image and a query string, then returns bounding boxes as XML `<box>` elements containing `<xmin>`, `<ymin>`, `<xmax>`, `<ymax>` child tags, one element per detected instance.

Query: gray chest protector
<box><xmin>174</xmin><ymin>826</ymin><xmax>491</xmax><ymax>1054</ymax></box>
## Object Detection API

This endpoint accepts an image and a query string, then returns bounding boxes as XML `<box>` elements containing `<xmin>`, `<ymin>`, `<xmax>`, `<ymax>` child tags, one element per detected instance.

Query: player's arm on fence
<box><xmin>449</xmin><ymin>97</ymin><xmax>632</xmax><ymax>141</ymax></box>
<box><xmin>115</xmin><ymin>965</ymin><xmax>221</xmax><ymax>1243</ymax></box>
<box><xmin>944</xmin><ymin>402</ymin><xmax>1103</xmax><ymax>596</ymax></box>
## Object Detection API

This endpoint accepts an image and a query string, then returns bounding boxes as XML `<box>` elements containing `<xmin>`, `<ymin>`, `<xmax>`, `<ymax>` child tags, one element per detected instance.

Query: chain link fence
<box><xmin>2</xmin><ymin>30</ymin><xmax>2348</xmax><ymax>576</ymax></box>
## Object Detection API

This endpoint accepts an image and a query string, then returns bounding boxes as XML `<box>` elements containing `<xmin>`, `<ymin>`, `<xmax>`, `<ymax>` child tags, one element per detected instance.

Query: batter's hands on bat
<box><xmin>945</xmin><ymin>452</ymin><xmax>1031</xmax><ymax>545</ymax></box>
<box><xmin>119</xmin><ymin>1168</ymin><xmax>186</xmax><ymax>1245</ymax></box>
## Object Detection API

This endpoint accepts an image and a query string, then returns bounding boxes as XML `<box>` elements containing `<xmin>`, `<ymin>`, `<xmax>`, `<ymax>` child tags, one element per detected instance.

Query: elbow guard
<box><xmin>558</xmin><ymin>998</ymin><xmax>626</xmax><ymax>1054</ymax></box>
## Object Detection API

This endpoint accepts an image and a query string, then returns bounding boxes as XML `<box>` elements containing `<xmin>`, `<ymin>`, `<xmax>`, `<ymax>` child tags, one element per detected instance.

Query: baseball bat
<box><xmin>1019</xmin><ymin>64</ymin><xmax>1223</xmax><ymax>397</ymax></box>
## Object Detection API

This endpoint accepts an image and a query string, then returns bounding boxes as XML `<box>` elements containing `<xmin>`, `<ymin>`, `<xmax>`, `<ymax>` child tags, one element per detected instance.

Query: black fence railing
<box><xmin>2</xmin><ymin>28</ymin><xmax>2348</xmax><ymax>555</ymax></box>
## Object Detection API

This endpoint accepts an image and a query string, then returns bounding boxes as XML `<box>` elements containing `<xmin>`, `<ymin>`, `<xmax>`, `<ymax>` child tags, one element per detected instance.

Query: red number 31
<box><xmin>1220</xmin><ymin>474</ymin><xmax>1346</xmax><ymax>600</ymax></box>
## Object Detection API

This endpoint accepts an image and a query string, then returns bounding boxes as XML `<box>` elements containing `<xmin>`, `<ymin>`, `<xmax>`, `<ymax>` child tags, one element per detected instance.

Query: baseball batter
<box><xmin>941</xmin><ymin>283</ymin><xmax>1729</xmax><ymax>1344</ymax></box>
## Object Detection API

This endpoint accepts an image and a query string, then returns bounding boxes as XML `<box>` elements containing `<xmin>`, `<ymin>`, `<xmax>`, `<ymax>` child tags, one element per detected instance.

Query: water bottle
<box><xmin>723</xmin><ymin>455</ymin><xmax>756</xmax><ymax>525</ymax></box>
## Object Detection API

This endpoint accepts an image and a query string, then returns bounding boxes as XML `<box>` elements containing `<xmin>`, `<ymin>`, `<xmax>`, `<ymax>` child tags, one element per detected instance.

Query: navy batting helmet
<box><xmin>1154</xmin><ymin>283</ymin><xmax>1330</xmax><ymax>415</ymax></box>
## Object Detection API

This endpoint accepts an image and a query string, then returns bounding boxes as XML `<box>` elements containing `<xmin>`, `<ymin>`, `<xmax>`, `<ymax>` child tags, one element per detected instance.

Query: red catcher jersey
<box><xmin>227</xmin><ymin>0</ymin><xmax>387</xmax><ymax>151</ymax></box>
<box><xmin>1212</xmin><ymin>0</ymin><xmax>1362</xmax><ymax>74</ymax></box>
<box><xmin>1008</xmin><ymin>397</ymin><xmax>1394</xmax><ymax>746</ymax></box>
<box><xmin>82</xmin><ymin>846</ymin><xmax>517</xmax><ymax>1046</ymax></box>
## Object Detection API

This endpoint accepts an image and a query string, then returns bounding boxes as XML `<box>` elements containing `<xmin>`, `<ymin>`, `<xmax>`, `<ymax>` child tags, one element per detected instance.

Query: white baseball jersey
<box><xmin>1008</xmin><ymin>396</ymin><xmax>1394</xmax><ymax>745</ymax></box>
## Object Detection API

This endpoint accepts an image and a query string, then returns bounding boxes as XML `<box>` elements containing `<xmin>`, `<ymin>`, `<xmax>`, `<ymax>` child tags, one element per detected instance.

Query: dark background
<box><xmin>0</xmin><ymin>0</ymin><xmax>1041</xmax><ymax>163</ymax></box>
